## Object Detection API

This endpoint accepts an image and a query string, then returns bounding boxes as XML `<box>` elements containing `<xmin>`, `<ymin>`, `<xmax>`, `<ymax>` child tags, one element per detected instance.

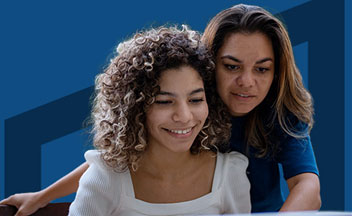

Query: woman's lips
<box><xmin>231</xmin><ymin>92</ymin><xmax>255</xmax><ymax>101</ymax></box>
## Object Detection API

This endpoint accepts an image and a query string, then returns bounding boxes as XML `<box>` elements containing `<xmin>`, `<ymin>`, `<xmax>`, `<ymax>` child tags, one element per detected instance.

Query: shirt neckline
<box><xmin>124</xmin><ymin>152</ymin><xmax>222</xmax><ymax>204</ymax></box>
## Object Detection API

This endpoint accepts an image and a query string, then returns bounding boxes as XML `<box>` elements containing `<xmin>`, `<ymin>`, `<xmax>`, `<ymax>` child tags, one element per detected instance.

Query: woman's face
<box><xmin>215</xmin><ymin>32</ymin><xmax>275</xmax><ymax>116</ymax></box>
<box><xmin>146</xmin><ymin>65</ymin><xmax>208</xmax><ymax>154</ymax></box>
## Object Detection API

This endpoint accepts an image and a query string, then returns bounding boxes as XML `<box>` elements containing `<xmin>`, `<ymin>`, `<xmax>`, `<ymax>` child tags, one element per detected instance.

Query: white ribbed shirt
<box><xmin>69</xmin><ymin>150</ymin><xmax>251</xmax><ymax>216</ymax></box>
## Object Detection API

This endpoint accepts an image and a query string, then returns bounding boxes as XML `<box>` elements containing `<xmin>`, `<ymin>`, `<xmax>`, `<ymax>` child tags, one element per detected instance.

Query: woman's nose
<box><xmin>236</xmin><ymin>70</ymin><xmax>254</xmax><ymax>88</ymax></box>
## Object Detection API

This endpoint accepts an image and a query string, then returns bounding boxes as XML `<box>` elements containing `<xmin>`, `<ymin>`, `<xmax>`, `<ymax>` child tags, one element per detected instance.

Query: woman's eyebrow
<box><xmin>221</xmin><ymin>55</ymin><xmax>242</xmax><ymax>63</ymax></box>
<box><xmin>221</xmin><ymin>55</ymin><xmax>273</xmax><ymax>64</ymax></box>
<box><xmin>256</xmin><ymin>57</ymin><xmax>273</xmax><ymax>64</ymax></box>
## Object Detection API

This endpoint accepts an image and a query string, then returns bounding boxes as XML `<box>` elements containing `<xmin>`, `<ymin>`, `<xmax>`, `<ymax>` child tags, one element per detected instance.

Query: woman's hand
<box><xmin>0</xmin><ymin>162</ymin><xmax>89</xmax><ymax>216</ymax></box>
<box><xmin>0</xmin><ymin>191</ymin><xmax>50</xmax><ymax>216</ymax></box>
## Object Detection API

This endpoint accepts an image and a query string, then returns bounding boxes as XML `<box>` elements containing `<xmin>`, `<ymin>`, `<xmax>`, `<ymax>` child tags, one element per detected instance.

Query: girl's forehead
<box><xmin>158</xmin><ymin>66</ymin><xmax>204</xmax><ymax>91</ymax></box>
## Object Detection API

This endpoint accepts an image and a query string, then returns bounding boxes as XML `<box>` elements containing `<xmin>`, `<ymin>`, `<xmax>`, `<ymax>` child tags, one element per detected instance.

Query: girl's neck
<box><xmin>130</xmin><ymin>146</ymin><xmax>216</xmax><ymax>204</ymax></box>
<box><xmin>137</xmin><ymin>145</ymin><xmax>198</xmax><ymax>181</ymax></box>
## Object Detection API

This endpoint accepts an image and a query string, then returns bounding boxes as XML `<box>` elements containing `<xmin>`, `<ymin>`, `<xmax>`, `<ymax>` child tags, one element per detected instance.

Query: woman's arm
<box><xmin>40</xmin><ymin>162</ymin><xmax>89</xmax><ymax>202</ymax></box>
<box><xmin>0</xmin><ymin>162</ymin><xmax>89</xmax><ymax>216</ymax></box>
<box><xmin>280</xmin><ymin>172</ymin><xmax>321</xmax><ymax>211</ymax></box>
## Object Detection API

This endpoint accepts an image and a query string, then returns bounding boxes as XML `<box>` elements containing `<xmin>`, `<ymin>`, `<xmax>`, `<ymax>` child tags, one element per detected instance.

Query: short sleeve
<box><xmin>69</xmin><ymin>150</ymin><xmax>121</xmax><ymax>216</ymax></box>
<box><xmin>277</xmin><ymin>121</ymin><xmax>319</xmax><ymax>179</ymax></box>
<box><xmin>221</xmin><ymin>152</ymin><xmax>251</xmax><ymax>214</ymax></box>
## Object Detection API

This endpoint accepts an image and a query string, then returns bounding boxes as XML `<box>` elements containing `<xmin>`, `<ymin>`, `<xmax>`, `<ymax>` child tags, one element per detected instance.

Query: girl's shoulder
<box><xmin>84</xmin><ymin>150</ymin><xmax>107</xmax><ymax>169</ymax></box>
<box><xmin>84</xmin><ymin>150</ymin><xmax>127</xmax><ymax>175</ymax></box>
<box><xmin>215</xmin><ymin>151</ymin><xmax>251</xmax><ymax>213</ymax></box>
<box><xmin>199</xmin><ymin>151</ymin><xmax>248</xmax><ymax>173</ymax></box>
<box><xmin>217</xmin><ymin>151</ymin><xmax>249</xmax><ymax>171</ymax></box>
<box><xmin>70</xmin><ymin>150</ymin><xmax>124</xmax><ymax>215</ymax></box>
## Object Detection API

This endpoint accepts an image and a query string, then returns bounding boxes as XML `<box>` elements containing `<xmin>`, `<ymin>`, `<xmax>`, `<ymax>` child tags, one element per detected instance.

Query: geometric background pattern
<box><xmin>1</xmin><ymin>0</ymin><xmax>351</xmax><ymax>211</ymax></box>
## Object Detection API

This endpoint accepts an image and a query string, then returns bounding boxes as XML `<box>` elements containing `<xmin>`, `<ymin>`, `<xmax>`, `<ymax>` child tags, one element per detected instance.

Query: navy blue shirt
<box><xmin>230</xmin><ymin>116</ymin><xmax>319</xmax><ymax>212</ymax></box>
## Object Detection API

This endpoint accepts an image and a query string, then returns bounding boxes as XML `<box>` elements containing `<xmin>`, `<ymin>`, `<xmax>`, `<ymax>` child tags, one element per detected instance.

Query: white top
<box><xmin>69</xmin><ymin>150</ymin><xmax>251</xmax><ymax>216</ymax></box>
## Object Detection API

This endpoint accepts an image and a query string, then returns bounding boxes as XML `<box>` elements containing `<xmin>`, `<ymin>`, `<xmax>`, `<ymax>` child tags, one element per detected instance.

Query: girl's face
<box><xmin>215</xmin><ymin>32</ymin><xmax>275</xmax><ymax>116</ymax></box>
<box><xmin>146</xmin><ymin>65</ymin><xmax>208</xmax><ymax>154</ymax></box>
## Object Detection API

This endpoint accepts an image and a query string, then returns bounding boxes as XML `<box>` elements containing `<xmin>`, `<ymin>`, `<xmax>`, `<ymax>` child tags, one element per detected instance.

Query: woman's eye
<box><xmin>224</xmin><ymin>64</ymin><xmax>240</xmax><ymax>71</ymax></box>
<box><xmin>189</xmin><ymin>98</ymin><xmax>204</xmax><ymax>103</ymax></box>
<box><xmin>155</xmin><ymin>100</ymin><xmax>172</xmax><ymax>105</ymax></box>
<box><xmin>256</xmin><ymin>67</ymin><xmax>270</xmax><ymax>73</ymax></box>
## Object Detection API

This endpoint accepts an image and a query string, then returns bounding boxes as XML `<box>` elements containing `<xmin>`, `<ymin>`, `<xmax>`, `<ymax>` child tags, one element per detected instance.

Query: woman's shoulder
<box><xmin>271</xmin><ymin>111</ymin><xmax>310</xmax><ymax>138</ymax></box>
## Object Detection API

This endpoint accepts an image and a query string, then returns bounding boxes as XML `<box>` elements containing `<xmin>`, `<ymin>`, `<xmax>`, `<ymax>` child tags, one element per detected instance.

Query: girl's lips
<box><xmin>169</xmin><ymin>128</ymin><xmax>192</xmax><ymax>134</ymax></box>
<box><xmin>163</xmin><ymin>126</ymin><xmax>195</xmax><ymax>138</ymax></box>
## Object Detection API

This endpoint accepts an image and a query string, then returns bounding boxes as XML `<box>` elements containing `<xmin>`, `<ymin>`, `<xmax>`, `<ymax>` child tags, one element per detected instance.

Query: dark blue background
<box><xmin>1</xmin><ymin>0</ymin><xmax>351</xmax><ymax>211</ymax></box>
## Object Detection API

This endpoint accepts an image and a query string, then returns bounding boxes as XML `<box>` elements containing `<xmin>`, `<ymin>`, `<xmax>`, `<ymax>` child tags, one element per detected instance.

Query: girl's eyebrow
<box><xmin>158</xmin><ymin>88</ymin><xmax>205</xmax><ymax>97</ymax></box>
<box><xmin>190</xmin><ymin>88</ymin><xmax>205</xmax><ymax>95</ymax></box>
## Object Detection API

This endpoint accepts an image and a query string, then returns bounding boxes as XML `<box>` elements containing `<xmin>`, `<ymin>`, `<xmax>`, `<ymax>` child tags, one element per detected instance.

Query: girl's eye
<box><xmin>155</xmin><ymin>100</ymin><xmax>172</xmax><ymax>105</ymax></box>
<box><xmin>256</xmin><ymin>67</ymin><xmax>270</xmax><ymax>73</ymax></box>
<box><xmin>189</xmin><ymin>98</ymin><xmax>204</xmax><ymax>103</ymax></box>
<box><xmin>224</xmin><ymin>64</ymin><xmax>240</xmax><ymax>71</ymax></box>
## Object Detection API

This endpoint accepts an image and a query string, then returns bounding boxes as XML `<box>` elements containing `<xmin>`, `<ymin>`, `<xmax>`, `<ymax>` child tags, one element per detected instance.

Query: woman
<box><xmin>0</xmin><ymin>4</ymin><xmax>320</xmax><ymax>214</ymax></box>
<box><xmin>202</xmin><ymin>4</ymin><xmax>320</xmax><ymax>212</ymax></box>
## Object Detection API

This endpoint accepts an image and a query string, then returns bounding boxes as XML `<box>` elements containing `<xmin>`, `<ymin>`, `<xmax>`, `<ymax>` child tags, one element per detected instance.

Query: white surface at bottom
<box><xmin>234</xmin><ymin>211</ymin><xmax>352</xmax><ymax>216</ymax></box>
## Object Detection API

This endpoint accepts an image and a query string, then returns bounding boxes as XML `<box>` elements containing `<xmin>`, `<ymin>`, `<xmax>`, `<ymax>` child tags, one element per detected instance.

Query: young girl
<box><xmin>67</xmin><ymin>25</ymin><xmax>250</xmax><ymax>215</ymax></box>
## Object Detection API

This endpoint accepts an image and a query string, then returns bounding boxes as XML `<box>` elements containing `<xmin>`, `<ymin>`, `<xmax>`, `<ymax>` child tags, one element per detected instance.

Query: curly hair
<box><xmin>91</xmin><ymin>25</ymin><xmax>231</xmax><ymax>171</ymax></box>
<box><xmin>202</xmin><ymin>4</ymin><xmax>314</xmax><ymax>157</ymax></box>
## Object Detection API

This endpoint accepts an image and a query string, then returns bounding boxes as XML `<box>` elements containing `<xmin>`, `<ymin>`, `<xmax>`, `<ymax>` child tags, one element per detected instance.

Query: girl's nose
<box><xmin>172</xmin><ymin>103</ymin><xmax>192</xmax><ymax>123</ymax></box>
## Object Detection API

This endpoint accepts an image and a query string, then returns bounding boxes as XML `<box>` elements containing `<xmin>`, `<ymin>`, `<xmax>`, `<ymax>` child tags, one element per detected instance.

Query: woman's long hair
<box><xmin>202</xmin><ymin>4</ymin><xmax>314</xmax><ymax>157</ymax></box>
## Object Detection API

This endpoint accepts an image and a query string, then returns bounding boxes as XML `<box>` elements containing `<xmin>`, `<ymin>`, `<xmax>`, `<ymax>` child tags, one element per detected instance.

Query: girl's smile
<box><xmin>146</xmin><ymin>65</ymin><xmax>208</xmax><ymax>153</ymax></box>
